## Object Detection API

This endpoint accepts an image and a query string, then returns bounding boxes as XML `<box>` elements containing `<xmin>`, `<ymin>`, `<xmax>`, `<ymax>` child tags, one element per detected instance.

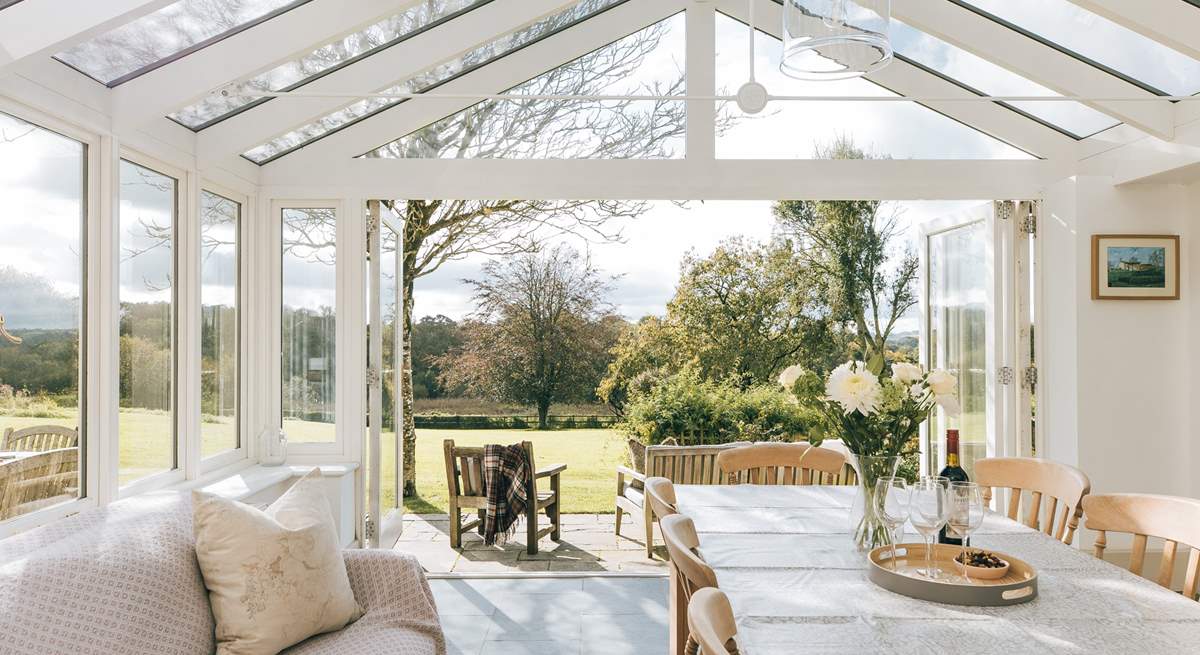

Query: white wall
<box><xmin>1042</xmin><ymin>177</ymin><xmax>1195</xmax><ymax>502</ymax></box>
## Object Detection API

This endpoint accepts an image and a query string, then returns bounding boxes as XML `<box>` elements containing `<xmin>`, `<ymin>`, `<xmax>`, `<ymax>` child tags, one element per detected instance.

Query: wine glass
<box><xmin>909</xmin><ymin>478</ymin><xmax>950</xmax><ymax>578</ymax></box>
<box><xmin>947</xmin><ymin>482</ymin><xmax>986</xmax><ymax>580</ymax></box>
<box><xmin>874</xmin><ymin>477</ymin><xmax>910</xmax><ymax>570</ymax></box>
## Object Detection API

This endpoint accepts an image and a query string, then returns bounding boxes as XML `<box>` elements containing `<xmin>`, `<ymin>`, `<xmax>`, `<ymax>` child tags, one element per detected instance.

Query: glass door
<box><xmin>365</xmin><ymin>201</ymin><xmax>405</xmax><ymax>547</ymax></box>
<box><xmin>919</xmin><ymin>203</ymin><xmax>1002</xmax><ymax>480</ymax></box>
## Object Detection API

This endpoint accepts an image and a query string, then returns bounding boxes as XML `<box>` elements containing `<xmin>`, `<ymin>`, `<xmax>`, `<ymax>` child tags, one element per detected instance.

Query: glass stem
<box><xmin>925</xmin><ymin>536</ymin><xmax>934</xmax><ymax>577</ymax></box>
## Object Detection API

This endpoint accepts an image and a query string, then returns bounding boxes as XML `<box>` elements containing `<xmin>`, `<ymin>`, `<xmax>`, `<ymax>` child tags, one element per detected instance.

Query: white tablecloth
<box><xmin>675</xmin><ymin>485</ymin><xmax>1200</xmax><ymax>654</ymax></box>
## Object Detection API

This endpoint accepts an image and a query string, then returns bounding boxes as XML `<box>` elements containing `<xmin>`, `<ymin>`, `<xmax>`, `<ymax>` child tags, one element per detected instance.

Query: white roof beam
<box><xmin>262</xmin><ymin>0</ymin><xmax>686</xmax><ymax>175</ymax></box>
<box><xmin>1066</xmin><ymin>0</ymin><xmax>1200</xmax><ymax>62</ymax></box>
<box><xmin>894</xmin><ymin>0</ymin><xmax>1175</xmax><ymax>140</ymax></box>
<box><xmin>1081</xmin><ymin>118</ymin><xmax>1200</xmax><ymax>185</ymax></box>
<box><xmin>197</xmin><ymin>0</ymin><xmax>584</xmax><ymax>164</ymax></box>
<box><xmin>0</xmin><ymin>0</ymin><xmax>176</xmax><ymax>75</ymax></box>
<box><xmin>112</xmin><ymin>0</ymin><xmax>416</xmax><ymax>131</ymax></box>
<box><xmin>260</xmin><ymin>158</ymin><xmax>1072</xmax><ymax>200</ymax></box>
<box><xmin>720</xmin><ymin>0</ymin><xmax>1078</xmax><ymax>161</ymax></box>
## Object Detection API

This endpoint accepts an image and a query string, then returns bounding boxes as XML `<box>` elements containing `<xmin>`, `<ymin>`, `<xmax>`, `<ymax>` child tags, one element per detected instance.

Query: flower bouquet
<box><xmin>782</xmin><ymin>360</ymin><xmax>960</xmax><ymax>551</ymax></box>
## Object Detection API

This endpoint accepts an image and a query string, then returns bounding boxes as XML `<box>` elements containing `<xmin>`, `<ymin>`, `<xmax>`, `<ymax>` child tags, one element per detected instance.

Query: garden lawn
<box><xmin>398</xmin><ymin>428</ymin><xmax>626</xmax><ymax>515</ymax></box>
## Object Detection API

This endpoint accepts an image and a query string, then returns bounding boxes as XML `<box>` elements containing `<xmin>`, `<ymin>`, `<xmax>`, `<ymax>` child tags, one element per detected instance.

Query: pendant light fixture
<box><xmin>780</xmin><ymin>0</ymin><xmax>893</xmax><ymax>81</ymax></box>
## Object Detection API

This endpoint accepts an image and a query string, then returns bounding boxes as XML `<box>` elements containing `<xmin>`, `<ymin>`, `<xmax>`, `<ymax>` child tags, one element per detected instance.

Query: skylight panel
<box><xmin>957</xmin><ymin>0</ymin><xmax>1200</xmax><ymax>96</ymax></box>
<box><xmin>55</xmin><ymin>0</ymin><xmax>310</xmax><ymax>86</ymax></box>
<box><xmin>362</xmin><ymin>13</ymin><xmax>686</xmax><ymax>160</ymax></box>
<box><xmin>170</xmin><ymin>0</ymin><xmax>489</xmax><ymax>129</ymax></box>
<box><xmin>890</xmin><ymin>20</ymin><xmax>1120</xmax><ymax>139</ymax></box>
<box><xmin>243</xmin><ymin>0</ymin><xmax>627</xmax><ymax>164</ymax></box>
<box><xmin>0</xmin><ymin>1</ymin><xmax>24</xmax><ymax>9</ymax></box>
<box><xmin>714</xmin><ymin>14</ymin><xmax>1031</xmax><ymax>160</ymax></box>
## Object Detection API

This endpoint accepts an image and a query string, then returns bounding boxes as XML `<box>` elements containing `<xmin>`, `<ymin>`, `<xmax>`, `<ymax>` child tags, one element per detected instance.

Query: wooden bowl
<box><xmin>957</xmin><ymin>555</ymin><xmax>1010</xmax><ymax>580</ymax></box>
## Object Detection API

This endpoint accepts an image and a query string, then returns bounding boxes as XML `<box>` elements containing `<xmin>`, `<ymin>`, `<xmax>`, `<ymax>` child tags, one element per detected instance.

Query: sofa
<box><xmin>0</xmin><ymin>492</ymin><xmax>446</xmax><ymax>655</ymax></box>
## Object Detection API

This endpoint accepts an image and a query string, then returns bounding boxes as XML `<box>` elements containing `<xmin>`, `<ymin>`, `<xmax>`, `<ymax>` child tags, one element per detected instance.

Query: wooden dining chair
<box><xmin>716</xmin><ymin>442</ymin><xmax>846</xmax><ymax>485</ymax></box>
<box><xmin>687</xmin><ymin>588</ymin><xmax>740</xmax><ymax>655</ymax></box>
<box><xmin>1083</xmin><ymin>493</ymin><xmax>1200</xmax><ymax>600</ymax></box>
<box><xmin>442</xmin><ymin>439</ymin><xmax>565</xmax><ymax>555</ymax></box>
<box><xmin>645</xmin><ymin>476</ymin><xmax>678</xmax><ymax>521</ymax></box>
<box><xmin>974</xmin><ymin>457</ymin><xmax>1091</xmax><ymax>545</ymax></box>
<box><xmin>661</xmin><ymin>514</ymin><xmax>719</xmax><ymax>655</ymax></box>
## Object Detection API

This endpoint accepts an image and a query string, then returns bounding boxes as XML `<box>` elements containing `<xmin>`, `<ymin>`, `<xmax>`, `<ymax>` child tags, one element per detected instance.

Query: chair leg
<box><xmin>644</xmin><ymin>506</ymin><xmax>654</xmax><ymax>559</ymax></box>
<box><xmin>449</xmin><ymin>509</ymin><xmax>461</xmax><ymax>550</ymax></box>
<box><xmin>615</xmin><ymin>505</ymin><xmax>624</xmax><ymax>536</ymax></box>
<box><xmin>550</xmin><ymin>474</ymin><xmax>561</xmax><ymax>541</ymax></box>
<box><xmin>477</xmin><ymin>509</ymin><xmax>486</xmax><ymax>535</ymax></box>
<box><xmin>527</xmin><ymin>497</ymin><xmax>538</xmax><ymax>556</ymax></box>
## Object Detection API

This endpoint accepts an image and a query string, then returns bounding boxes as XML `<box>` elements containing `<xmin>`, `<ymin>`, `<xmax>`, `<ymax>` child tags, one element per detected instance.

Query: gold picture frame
<box><xmin>1091</xmin><ymin>234</ymin><xmax>1180</xmax><ymax>300</ymax></box>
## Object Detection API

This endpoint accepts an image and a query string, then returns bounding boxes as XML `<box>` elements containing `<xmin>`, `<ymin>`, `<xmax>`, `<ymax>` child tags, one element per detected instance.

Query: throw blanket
<box><xmin>482</xmin><ymin>444</ymin><xmax>530</xmax><ymax>545</ymax></box>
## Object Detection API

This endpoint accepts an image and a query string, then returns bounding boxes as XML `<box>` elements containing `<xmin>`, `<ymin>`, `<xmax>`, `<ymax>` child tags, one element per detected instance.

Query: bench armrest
<box><xmin>616</xmin><ymin>465</ymin><xmax>645</xmax><ymax>483</ymax></box>
<box><xmin>535</xmin><ymin>463</ymin><xmax>567</xmax><ymax>479</ymax></box>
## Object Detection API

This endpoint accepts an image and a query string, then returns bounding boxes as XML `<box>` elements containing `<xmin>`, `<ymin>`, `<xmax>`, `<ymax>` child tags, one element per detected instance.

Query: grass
<box><xmin>1</xmin><ymin>409</ymin><xmax>628</xmax><ymax>513</ymax></box>
<box><xmin>413</xmin><ymin>398</ymin><xmax>614</xmax><ymax>416</ymax></box>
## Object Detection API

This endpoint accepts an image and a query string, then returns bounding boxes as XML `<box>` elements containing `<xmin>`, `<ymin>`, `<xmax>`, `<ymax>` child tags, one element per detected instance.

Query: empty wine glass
<box><xmin>874</xmin><ymin>477</ymin><xmax>910</xmax><ymax>570</ymax></box>
<box><xmin>909</xmin><ymin>478</ymin><xmax>950</xmax><ymax>578</ymax></box>
<box><xmin>948</xmin><ymin>481</ymin><xmax>986</xmax><ymax>581</ymax></box>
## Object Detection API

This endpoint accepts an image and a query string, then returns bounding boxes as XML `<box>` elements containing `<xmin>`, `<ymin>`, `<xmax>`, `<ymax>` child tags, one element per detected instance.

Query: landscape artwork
<box><xmin>1092</xmin><ymin>235</ymin><xmax>1180</xmax><ymax>300</ymax></box>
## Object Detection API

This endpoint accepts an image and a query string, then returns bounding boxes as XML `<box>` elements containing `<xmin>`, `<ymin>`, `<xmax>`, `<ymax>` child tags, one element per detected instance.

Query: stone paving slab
<box><xmin>395</xmin><ymin>513</ymin><xmax>669</xmax><ymax>574</ymax></box>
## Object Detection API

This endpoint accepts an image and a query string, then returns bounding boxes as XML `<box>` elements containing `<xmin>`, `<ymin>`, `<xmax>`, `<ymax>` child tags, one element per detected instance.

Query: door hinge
<box><xmin>1021</xmin><ymin>213</ymin><xmax>1037</xmax><ymax>236</ymax></box>
<box><xmin>366</xmin><ymin>366</ymin><xmax>380</xmax><ymax>386</ymax></box>
<box><xmin>1023</xmin><ymin>365</ymin><xmax>1038</xmax><ymax>388</ymax></box>
<box><xmin>998</xmin><ymin>366</ymin><xmax>1014</xmax><ymax>385</ymax></box>
<box><xmin>996</xmin><ymin>200</ymin><xmax>1015</xmax><ymax>221</ymax></box>
<box><xmin>364</xmin><ymin>515</ymin><xmax>376</xmax><ymax>541</ymax></box>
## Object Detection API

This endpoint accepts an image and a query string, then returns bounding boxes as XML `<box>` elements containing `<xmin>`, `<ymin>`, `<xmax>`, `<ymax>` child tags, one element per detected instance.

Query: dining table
<box><xmin>670</xmin><ymin>484</ymin><xmax>1200</xmax><ymax>654</ymax></box>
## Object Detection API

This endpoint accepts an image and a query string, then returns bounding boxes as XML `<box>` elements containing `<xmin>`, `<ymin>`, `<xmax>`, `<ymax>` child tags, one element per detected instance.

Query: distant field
<box><xmin>413</xmin><ymin>398</ymin><xmax>614</xmax><ymax>416</ymax></box>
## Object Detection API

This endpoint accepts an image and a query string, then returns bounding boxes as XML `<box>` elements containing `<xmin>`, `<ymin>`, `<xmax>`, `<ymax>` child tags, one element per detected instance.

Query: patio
<box><xmin>397</xmin><ymin>513</ymin><xmax>668</xmax><ymax>574</ymax></box>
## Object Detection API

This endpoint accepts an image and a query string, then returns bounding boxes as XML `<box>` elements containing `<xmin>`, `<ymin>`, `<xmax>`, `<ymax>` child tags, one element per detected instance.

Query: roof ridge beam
<box><xmin>893</xmin><ymin>0</ymin><xmax>1175</xmax><ymax>140</ymax></box>
<box><xmin>720</xmin><ymin>0</ymin><xmax>1077</xmax><ymax>161</ymax></box>
<box><xmin>112</xmin><ymin>0</ymin><xmax>415</xmax><ymax>132</ymax></box>
<box><xmin>0</xmin><ymin>0</ymin><xmax>176</xmax><ymax>75</ymax></box>
<box><xmin>198</xmin><ymin>0</ymin><xmax>585</xmax><ymax>163</ymax></box>
<box><xmin>1065</xmin><ymin>0</ymin><xmax>1200</xmax><ymax>62</ymax></box>
<box><xmin>261</xmin><ymin>0</ymin><xmax>687</xmax><ymax>175</ymax></box>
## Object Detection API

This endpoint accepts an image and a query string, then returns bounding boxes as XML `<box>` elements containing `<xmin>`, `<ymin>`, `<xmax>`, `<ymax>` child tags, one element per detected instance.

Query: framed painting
<box><xmin>1091</xmin><ymin>234</ymin><xmax>1180</xmax><ymax>300</ymax></box>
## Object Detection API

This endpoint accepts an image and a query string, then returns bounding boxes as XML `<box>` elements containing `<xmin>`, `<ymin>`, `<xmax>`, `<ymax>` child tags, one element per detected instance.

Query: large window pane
<box><xmin>282</xmin><ymin>208</ymin><xmax>336</xmax><ymax>443</ymax></box>
<box><xmin>171</xmin><ymin>0</ymin><xmax>488</xmax><ymax>129</ymax></box>
<box><xmin>55</xmin><ymin>0</ymin><xmax>308</xmax><ymax>86</ymax></box>
<box><xmin>119</xmin><ymin>160</ymin><xmax>176</xmax><ymax>484</ymax></box>
<box><xmin>0</xmin><ymin>112</ymin><xmax>85</xmax><ymax>520</ymax></box>
<box><xmin>959</xmin><ymin>0</ymin><xmax>1200</xmax><ymax>96</ymax></box>
<box><xmin>200</xmin><ymin>191</ymin><xmax>239</xmax><ymax>458</ymax></box>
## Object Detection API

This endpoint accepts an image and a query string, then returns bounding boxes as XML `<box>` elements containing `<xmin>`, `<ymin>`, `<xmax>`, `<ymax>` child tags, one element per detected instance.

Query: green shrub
<box><xmin>620</xmin><ymin>369</ymin><xmax>813</xmax><ymax>446</ymax></box>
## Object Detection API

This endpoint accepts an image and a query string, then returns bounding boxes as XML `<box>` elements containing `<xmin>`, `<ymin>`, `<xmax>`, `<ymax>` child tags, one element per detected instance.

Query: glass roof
<box><xmin>956</xmin><ymin>0</ymin><xmax>1200</xmax><ymax>96</ymax></box>
<box><xmin>55</xmin><ymin>0</ymin><xmax>311</xmax><ymax>86</ymax></box>
<box><xmin>890</xmin><ymin>20</ymin><xmax>1120</xmax><ymax>139</ymax></box>
<box><xmin>362</xmin><ymin>14</ymin><xmax>685</xmax><ymax>160</ymax></box>
<box><xmin>715</xmin><ymin>15</ymin><xmax>1030</xmax><ymax>160</ymax></box>
<box><xmin>171</xmin><ymin>0</ymin><xmax>490</xmax><ymax>129</ymax></box>
<box><xmin>243</xmin><ymin>0</ymin><xmax>627</xmax><ymax>164</ymax></box>
<box><xmin>0</xmin><ymin>1</ymin><xmax>24</xmax><ymax>9</ymax></box>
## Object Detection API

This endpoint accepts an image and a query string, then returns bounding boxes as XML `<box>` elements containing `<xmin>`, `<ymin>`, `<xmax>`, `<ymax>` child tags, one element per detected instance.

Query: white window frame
<box><xmin>115</xmin><ymin>149</ymin><xmax>189</xmax><ymax>499</ymax></box>
<box><xmin>0</xmin><ymin>99</ymin><xmax>102</xmax><ymax>537</ymax></box>
<box><xmin>196</xmin><ymin>182</ymin><xmax>250</xmax><ymax>474</ymax></box>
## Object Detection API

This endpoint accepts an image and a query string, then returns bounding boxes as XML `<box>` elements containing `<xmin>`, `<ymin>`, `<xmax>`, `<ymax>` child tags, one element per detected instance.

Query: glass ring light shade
<box><xmin>781</xmin><ymin>0</ymin><xmax>893</xmax><ymax>80</ymax></box>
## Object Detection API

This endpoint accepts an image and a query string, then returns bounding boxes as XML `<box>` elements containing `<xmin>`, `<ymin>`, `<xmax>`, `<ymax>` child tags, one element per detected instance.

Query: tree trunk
<box><xmin>536</xmin><ymin>398</ymin><xmax>551</xmax><ymax>431</ymax></box>
<box><xmin>400</xmin><ymin>254</ymin><xmax>418</xmax><ymax>498</ymax></box>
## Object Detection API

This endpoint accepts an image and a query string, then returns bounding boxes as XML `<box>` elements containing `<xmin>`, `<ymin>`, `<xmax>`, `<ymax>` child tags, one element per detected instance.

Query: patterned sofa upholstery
<box><xmin>0</xmin><ymin>492</ymin><xmax>446</xmax><ymax>655</ymax></box>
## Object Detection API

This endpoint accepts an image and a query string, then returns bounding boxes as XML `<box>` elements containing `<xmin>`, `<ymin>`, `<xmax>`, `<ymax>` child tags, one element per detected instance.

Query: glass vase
<box><xmin>848</xmin><ymin>454</ymin><xmax>902</xmax><ymax>552</ymax></box>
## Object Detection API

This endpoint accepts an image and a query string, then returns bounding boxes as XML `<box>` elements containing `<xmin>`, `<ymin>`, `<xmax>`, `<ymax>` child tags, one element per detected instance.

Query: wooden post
<box><xmin>669</xmin><ymin>562</ymin><xmax>687</xmax><ymax>655</ymax></box>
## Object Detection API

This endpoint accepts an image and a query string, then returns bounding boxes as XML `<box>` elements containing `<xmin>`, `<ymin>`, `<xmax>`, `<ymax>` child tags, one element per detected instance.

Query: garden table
<box><xmin>669</xmin><ymin>484</ymin><xmax>1200</xmax><ymax>654</ymax></box>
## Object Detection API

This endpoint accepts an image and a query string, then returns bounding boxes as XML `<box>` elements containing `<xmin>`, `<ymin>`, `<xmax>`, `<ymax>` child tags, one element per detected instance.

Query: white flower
<box><xmin>891</xmin><ymin>362</ymin><xmax>924</xmax><ymax>385</ymax></box>
<box><xmin>926</xmin><ymin>369</ymin><xmax>958</xmax><ymax>396</ymax></box>
<box><xmin>909</xmin><ymin>383</ymin><xmax>926</xmax><ymax>400</ymax></box>
<box><xmin>825</xmin><ymin>361</ymin><xmax>882</xmax><ymax>416</ymax></box>
<box><xmin>935</xmin><ymin>394</ymin><xmax>962</xmax><ymax>417</ymax></box>
<box><xmin>777</xmin><ymin>364</ymin><xmax>805</xmax><ymax>388</ymax></box>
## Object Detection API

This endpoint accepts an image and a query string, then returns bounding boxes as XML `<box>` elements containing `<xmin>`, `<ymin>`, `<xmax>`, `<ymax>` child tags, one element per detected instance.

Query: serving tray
<box><xmin>867</xmin><ymin>543</ymin><xmax>1038</xmax><ymax>606</ymax></box>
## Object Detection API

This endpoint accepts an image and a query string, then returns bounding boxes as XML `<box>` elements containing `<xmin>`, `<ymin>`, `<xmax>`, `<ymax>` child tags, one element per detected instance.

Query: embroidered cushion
<box><xmin>193</xmin><ymin>469</ymin><xmax>362</xmax><ymax>655</ymax></box>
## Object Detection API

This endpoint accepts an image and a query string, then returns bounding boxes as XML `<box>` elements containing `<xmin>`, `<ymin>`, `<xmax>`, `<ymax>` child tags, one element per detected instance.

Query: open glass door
<box><xmin>919</xmin><ymin>202</ymin><xmax>1002</xmax><ymax>480</ymax></box>
<box><xmin>366</xmin><ymin>200</ymin><xmax>405</xmax><ymax>547</ymax></box>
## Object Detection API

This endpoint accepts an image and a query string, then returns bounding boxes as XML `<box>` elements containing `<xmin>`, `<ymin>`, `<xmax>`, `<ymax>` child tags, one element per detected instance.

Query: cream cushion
<box><xmin>193</xmin><ymin>470</ymin><xmax>363</xmax><ymax>655</ymax></box>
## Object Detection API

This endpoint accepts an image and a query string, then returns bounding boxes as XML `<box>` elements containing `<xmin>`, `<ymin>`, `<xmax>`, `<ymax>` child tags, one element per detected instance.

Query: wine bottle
<box><xmin>938</xmin><ymin>429</ymin><xmax>970</xmax><ymax>546</ymax></box>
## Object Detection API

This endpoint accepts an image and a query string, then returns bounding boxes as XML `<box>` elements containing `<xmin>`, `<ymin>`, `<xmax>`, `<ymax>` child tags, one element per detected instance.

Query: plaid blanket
<box><xmin>482</xmin><ymin>444</ymin><xmax>530</xmax><ymax>545</ymax></box>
